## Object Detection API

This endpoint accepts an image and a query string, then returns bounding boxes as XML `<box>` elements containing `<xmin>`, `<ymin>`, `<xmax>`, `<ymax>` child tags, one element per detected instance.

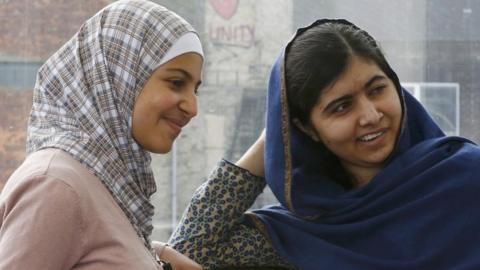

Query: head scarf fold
<box><xmin>249</xmin><ymin>19</ymin><xmax>480</xmax><ymax>269</ymax></box>
<box><xmin>27</xmin><ymin>0</ymin><xmax>200</xmax><ymax>247</ymax></box>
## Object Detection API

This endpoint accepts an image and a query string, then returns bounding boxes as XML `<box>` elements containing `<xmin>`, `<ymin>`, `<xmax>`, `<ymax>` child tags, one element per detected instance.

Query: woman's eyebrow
<box><xmin>165</xmin><ymin>68</ymin><xmax>202</xmax><ymax>87</ymax></box>
<box><xmin>323</xmin><ymin>94</ymin><xmax>353</xmax><ymax>112</ymax></box>
<box><xmin>364</xmin><ymin>74</ymin><xmax>388</xmax><ymax>88</ymax></box>
<box><xmin>321</xmin><ymin>75</ymin><xmax>388</xmax><ymax>113</ymax></box>
<box><xmin>165</xmin><ymin>68</ymin><xmax>191</xmax><ymax>79</ymax></box>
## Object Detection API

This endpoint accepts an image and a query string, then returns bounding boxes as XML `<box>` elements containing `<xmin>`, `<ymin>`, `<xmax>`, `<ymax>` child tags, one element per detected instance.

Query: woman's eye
<box><xmin>370</xmin><ymin>85</ymin><xmax>386</xmax><ymax>95</ymax></box>
<box><xmin>333</xmin><ymin>102</ymin><xmax>350</xmax><ymax>113</ymax></box>
<box><xmin>169</xmin><ymin>79</ymin><xmax>185</xmax><ymax>89</ymax></box>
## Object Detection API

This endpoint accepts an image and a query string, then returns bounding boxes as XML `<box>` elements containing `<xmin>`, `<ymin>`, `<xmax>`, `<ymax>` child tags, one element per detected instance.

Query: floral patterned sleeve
<box><xmin>168</xmin><ymin>159</ymin><xmax>294</xmax><ymax>269</ymax></box>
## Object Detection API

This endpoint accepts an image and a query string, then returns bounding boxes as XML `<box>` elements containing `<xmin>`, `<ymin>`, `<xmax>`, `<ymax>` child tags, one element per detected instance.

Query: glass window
<box><xmin>1</xmin><ymin>0</ymin><xmax>478</xmax><ymax>241</ymax></box>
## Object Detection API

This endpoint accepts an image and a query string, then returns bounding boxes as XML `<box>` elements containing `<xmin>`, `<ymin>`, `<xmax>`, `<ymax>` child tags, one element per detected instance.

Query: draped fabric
<box><xmin>26</xmin><ymin>0</ymin><xmax>195</xmax><ymax>247</ymax></box>
<box><xmin>250</xmin><ymin>20</ymin><xmax>480</xmax><ymax>269</ymax></box>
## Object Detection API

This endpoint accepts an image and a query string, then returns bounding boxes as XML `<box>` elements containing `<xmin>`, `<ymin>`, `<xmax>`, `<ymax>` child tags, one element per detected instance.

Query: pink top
<box><xmin>0</xmin><ymin>148</ymin><xmax>160</xmax><ymax>270</ymax></box>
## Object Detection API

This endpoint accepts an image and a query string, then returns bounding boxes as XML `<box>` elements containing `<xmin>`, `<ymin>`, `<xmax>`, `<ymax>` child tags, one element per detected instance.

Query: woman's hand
<box><xmin>153</xmin><ymin>241</ymin><xmax>203</xmax><ymax>270</ymax></box>
<box><xmin>235</xmin><ymin>129</ymin><xmax>265</xmax><ymax>177</ymax></box>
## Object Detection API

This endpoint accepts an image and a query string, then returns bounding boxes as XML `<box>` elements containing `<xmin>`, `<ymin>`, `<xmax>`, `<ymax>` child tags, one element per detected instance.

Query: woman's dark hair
<box><xmin>285</xmin><ymin>19</ymin><xmax>401</xmax><ymax>188</ymax></box>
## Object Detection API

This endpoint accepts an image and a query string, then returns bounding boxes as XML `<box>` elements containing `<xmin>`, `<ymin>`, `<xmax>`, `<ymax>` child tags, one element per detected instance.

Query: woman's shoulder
<box><xmin>0</xmin><ymin>149</ymin><xmax>87</xmax><ymax>230</ymax></box>
<box><xmin>0</xmin><ymin>149</ymin><xmax>92</xmax><ymax>269</ymax></box>
<box><xmin>2</xmin><ymin>148</ymin><xmax>98</xmax><ymax>203</ymax></box>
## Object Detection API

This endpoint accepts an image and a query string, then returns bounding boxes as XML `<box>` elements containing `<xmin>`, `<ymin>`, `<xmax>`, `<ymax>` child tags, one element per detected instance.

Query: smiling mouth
<box><xmin>358</xmin><ymin>131</ymin><xmax>384</xmax><ymax>142</ymax></box>
<box><xmin>164</xmin><ymin>116</ymin><xmax>189</xmax><ymax>134</ymax></box>
<box><xmin>166</xmin><ymin>120</ymin><xmax>182</xmax><ymax>133</ymax></box>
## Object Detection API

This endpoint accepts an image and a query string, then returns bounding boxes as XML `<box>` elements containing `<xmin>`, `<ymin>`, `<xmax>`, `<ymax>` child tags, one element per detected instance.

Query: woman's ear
<box><xmin>292</xmin><ymin>118</ymin><xmax>320</xmax><ymax>142</ymax></box>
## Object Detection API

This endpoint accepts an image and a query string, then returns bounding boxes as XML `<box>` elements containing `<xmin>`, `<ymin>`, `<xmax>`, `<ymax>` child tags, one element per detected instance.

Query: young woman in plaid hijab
<box><xmin>0</xmin><ymin>1</ymin><xmax>203</xmax><ymax>269</ymax></box>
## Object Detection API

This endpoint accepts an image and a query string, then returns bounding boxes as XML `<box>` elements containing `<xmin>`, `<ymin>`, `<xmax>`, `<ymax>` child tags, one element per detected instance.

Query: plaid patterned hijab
<box><xmin>27</xmin><ymin>0</ymin><xmax>196</xmax><ymax>246</ymax></box>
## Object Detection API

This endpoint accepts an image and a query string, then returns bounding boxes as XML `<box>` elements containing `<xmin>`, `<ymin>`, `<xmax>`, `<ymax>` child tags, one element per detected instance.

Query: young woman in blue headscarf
<box><xmin>170</xmin><ymin>19</ymin><xmax>480</xmax><ymax>269</ymax></box>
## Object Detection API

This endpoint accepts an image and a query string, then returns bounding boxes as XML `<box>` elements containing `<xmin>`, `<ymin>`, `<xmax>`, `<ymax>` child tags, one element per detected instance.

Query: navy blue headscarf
<box><xmin>248</xmin><ymin>19</ymin><xmax>480</xmax><ymax>269</ymax></box>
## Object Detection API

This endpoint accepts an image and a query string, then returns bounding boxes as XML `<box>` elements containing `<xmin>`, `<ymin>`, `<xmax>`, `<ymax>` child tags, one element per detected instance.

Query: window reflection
<box><xmin>1</xmin><ymin>0</ymin><xmax>478</xmax><ymax>241</ymax></box>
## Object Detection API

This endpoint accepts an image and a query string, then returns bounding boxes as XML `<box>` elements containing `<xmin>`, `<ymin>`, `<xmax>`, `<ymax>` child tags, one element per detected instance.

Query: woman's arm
<box><xmin>169</xmin><ymin>157</ymin><xmax>292</xmax><ymax>269</ymax></box>
<box><xmin>235</xmin><ymin>130</ymin><xmax>265</xmax><ymax>177</ymax></box>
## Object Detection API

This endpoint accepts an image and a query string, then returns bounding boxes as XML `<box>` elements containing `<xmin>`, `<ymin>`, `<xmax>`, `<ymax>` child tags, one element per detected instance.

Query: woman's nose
<box><xmin>180</xmin><ymin>91</ymin><xmax>198</xmax><ymax>118</ymax></box>
<box><xmin>358</xmin><ymin>100</ymin><xmax>383</xmax><ymax>126</ymax></box>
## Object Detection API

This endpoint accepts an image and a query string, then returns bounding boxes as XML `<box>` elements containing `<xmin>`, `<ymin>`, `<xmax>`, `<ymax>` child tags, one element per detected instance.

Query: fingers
<box><xmin>160</xmin><ymin>246</ymin><xmax>203</xmax><ymax>270</ymax></box>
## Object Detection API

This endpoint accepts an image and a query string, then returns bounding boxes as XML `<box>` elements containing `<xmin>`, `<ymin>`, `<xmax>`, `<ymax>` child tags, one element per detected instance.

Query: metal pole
<box><xmin>171</xmin><ymin>141</ymin><xmax>177</xmax><ymax>230</ymax></box>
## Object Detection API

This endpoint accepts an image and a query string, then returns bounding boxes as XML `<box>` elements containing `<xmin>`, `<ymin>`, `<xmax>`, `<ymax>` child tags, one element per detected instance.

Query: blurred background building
<box><xmin>1</xmin><ymin>0</ymin><xmax>479</xmax><ymax>241</ymax></box>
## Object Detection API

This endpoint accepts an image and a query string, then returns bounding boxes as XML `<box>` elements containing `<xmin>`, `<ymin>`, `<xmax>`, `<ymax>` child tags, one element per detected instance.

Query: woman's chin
<box><xmin>146</xmin><ymin>143</ymin><xmax>173</xmax><ymax>154</ymax></box>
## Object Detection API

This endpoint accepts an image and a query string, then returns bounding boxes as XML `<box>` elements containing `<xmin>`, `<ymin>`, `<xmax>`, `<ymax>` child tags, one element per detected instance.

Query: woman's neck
<box><xmin>341</xmin><ymin>162</ymin><xmax>382</xmax><ymax>188</ymax></box>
